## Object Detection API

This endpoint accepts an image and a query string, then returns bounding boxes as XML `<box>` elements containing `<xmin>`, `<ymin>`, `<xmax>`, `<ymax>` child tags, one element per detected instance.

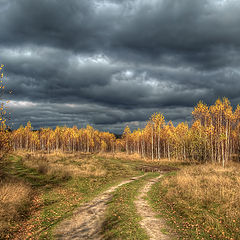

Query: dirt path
<box><xmin>135</xmin><ymin>175</ymin><xmax>176</xmax><ymax>240</ymax></box>
<box><xmin>54</xmin><ymin>175</ymin><xmax>144</xmax><ymax>240</ymax></box>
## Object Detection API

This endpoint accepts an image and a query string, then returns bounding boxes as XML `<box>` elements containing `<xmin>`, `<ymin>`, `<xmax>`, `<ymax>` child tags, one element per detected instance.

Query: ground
<box><xmin>1</xmin><ymin>152</ymin><xmax>239</xmax><ymax>239</ymax></box>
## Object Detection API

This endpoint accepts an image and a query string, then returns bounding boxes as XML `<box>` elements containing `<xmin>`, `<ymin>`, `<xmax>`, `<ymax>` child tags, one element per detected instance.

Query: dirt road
<box><xmin>54</xmin><ymin>175</ymin><xmax>144</xmax><ymax>240</ymax></box>
<box><xmin>55</xmin><ymin>174</ymin><xmax>176</xmax><ymax>240</ymax></box>
<box><xmin>135</xmin><ymin>175</ymin><xmax>176</xmax><ymax>240</ymax></box>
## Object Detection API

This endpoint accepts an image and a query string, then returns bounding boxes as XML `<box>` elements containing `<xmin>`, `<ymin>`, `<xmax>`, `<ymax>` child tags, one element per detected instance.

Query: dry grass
<box><xmin>98</xmin><ymin>152</ymin><xmax>143</xmax><ymax>161</ymax></box>
<box><xmin>98</xmin><ymin>152</ymin><xmax>184</xmax><ymax>167</ymax></box>
<box><xmin>157</xmin><ymin>162</ymin><xmax>240</xmax><ymax>239</ymax></box>
<box><xmin>101</xmin><ymin>152</ymin><xmax>174</xmax><ymax>162</ymax></box>
<box><xmin>19</xmin><ymin>151</ymin><xmax>106</xmax><ymax>178</ymax></box>
<box><xmin>164</xmin><ymin>163</ymin><xmax>240</xmax><ymax>218</ymax></box>
<box><xmin>0</xmin><ymin>179</ymin><xmax>32</xmax><ymax>238</ymax></box>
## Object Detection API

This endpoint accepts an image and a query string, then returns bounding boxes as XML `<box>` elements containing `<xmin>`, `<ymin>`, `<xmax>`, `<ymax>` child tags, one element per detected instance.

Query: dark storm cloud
<box><xmin>111</xmin><ymin>0</ymin><xmax>240</xmax><ymax>67</ymax></box>
<box><xmin>0</xmin><ymin>0</ymin><xmax>101</xmax><ymax>51</ymax></box>
<box><xmin>9</xmin><ymin>100</ymin><xmax>192</xmax><ymax>133</ymax></box>
<box><xmin>1</xmin><ymin>0</ymin><xmax>240</xmax><ymax>132</ymax></box>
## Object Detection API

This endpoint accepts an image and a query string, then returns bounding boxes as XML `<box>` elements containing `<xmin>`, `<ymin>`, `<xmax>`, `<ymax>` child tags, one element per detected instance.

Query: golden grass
<box><xmin>98</xmin><ymin>152</ymin><xmax>183</xmax><ymax>166</ymax></box>
<box><xmin>98</xmin><ymin>152</ymin><xmax>143</xmax><ymax>161</ymax></box>
<box><xmin>0</xmin><ymin>181</ymin><xmax>30</xmax><ymax>204</ymax></box>
<box><xmin>19</xmin><ymin>151</ymin><xmax>106</xmax><ymax>178</ymax></box>
<box><xmin>164</xmin><ymin>163</ymin><xmax>240</xmax><ymax>214</ymax></box>
<box><xmin>0</xmin><ymin>179</ymin><xmax>31</xmax><ymax>237</ymax></box>
<box><xmin>160</xmin><ymin>162</ymin><xmax>240</xmax><ymax>238</ymax></box>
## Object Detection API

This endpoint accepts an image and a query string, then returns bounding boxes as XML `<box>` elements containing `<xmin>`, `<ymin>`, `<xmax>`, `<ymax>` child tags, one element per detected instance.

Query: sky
<box><xmin>1</xmin><ymin>0</ymin><xmax>240</xmax><ymax>133</ymax></box>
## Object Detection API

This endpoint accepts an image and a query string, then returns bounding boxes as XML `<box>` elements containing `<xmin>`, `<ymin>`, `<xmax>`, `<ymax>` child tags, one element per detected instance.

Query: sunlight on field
<box><xmin>99</xmin><ymin>152</ymin><xmax>184</xmax><ymax>166</ymax></box>
<box><xmin>98</xmin><ymin>152</ymin><xmax>143</xmax><ymax>161</ymax></box>
<box><xmin>164</xmin><ymin>163</ymin><xmax>240</xmax><ymax>218</ymax></box>
<box><xmin>19</xmin><ymin>151</ymin><xmax>106</xmax><ymax>178</ymax></box>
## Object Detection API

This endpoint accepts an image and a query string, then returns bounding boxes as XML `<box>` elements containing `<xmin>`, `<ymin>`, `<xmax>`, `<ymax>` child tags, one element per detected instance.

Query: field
<box><xmin>148</xmin><ymin>163</ymin><xmax>240</xmax><ymax>239</ymax></box>
<box><xmin>0</xmin><ymin>151</ymin><xmax>240</xmax><ymax>239</ymax></box>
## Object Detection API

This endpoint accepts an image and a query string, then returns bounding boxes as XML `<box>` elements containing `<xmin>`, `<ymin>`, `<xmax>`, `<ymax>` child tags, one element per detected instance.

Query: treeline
<box><xmin>8</xmin><ymin>98</ymin><xmax>240</xmax><ymax>166</ymax></box>
<box><xmin>122</xmin><ymin>98</ymin><xmax>240</xmax><ymax>166</ymax></box>
<box><xmin>12</xmin><ymin>123</ymin><xmax>116</xmax><ymax>153</ymax></box>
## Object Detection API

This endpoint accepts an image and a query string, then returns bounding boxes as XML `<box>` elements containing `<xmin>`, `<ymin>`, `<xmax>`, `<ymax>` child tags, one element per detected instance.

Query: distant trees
<box><xmin>11</xmin><ymin>123</ymin><xmax>116</xmax><ymax>154</ymax></box>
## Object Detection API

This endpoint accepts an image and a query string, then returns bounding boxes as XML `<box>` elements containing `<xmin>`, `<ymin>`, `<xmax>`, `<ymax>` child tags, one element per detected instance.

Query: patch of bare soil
<box><xmin>54</xmin><ymin>175</ymin><xmax>144</xmax><ymax>240</ymax></box>
<box><xmin>135</xmin><ymin>175</ymin><xmax>177</xmax><ymax>240</ymax></box>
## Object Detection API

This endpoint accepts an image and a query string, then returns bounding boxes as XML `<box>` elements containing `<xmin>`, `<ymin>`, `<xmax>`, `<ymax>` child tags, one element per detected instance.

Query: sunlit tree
<box><xmin>0</xmin><ymin>64</ymin><xmax>11</xmax><ymax>159</ymax></box>
<box><xmin>123</xmin><ymin>125</ymin><xmax>131</xmax><ymax>154</ymax></box>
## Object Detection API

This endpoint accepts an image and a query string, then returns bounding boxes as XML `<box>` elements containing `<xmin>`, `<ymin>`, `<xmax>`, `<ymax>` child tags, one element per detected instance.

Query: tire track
<box><xmin>54</xmin><ymin>175</ymin><xmax>144</xmax><ymax>240</ymax></box>
<box><xmin>135</xmin><ymin>175</ymin><xmax>176</xmax><ymax>240</ymax></box>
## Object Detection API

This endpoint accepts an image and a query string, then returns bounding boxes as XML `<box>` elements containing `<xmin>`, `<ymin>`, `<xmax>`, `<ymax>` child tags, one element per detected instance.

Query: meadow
<box><xmin>1</xmin><ymin>151</ymin><xmax>240</xmax><ymax>239</ymax></box>
<box><xmin>148</xmin><ymin>162</ymin><xmax>240</xmax><ymax>239</ymax></box>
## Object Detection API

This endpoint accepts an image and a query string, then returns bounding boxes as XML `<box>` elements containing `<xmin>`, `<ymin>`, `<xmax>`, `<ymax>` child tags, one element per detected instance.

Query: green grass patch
<box><xmin>102</xmin><ymin>173</ymin><xmax>159</xmax><ymax>240</ymax></box>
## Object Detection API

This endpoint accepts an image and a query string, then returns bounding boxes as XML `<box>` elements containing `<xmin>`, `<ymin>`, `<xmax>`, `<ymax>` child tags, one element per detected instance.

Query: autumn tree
<box><xmin>123</xmin><ymin>125</ymin><xmax>131</xmax><ymax>154</ymax></box>
<box><xmin>0</xmin><ymin>64</ymin><xmax>11</xmax><ymax>159</ymax></box>
<box><xmin>151</xmin><ymin>113</ymin><xmax>165</xmax><ymax>159</ymax></box>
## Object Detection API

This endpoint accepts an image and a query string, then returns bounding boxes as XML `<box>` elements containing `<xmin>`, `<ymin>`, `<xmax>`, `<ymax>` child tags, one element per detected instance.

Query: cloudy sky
<box><xmin>1</xmin><ymin>0</ymin><xmax>240</xmax><ymax>133</ymax></box>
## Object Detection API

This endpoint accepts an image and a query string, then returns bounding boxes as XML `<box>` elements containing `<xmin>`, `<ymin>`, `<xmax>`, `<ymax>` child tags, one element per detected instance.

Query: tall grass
<box><xmin>98</xmin><ymin>152</ymin><xmax>184</xmax><ymax>166</ymax></box>
<box><xmin>0</xmin><ymin>179</ymin><xmax>32</xmax><ymax>238</ymax></box>
<box><xmin>19</xmin><ymin>151</ymin><xmax>106</xmax><ymax>178</ymax></box>
<box><xmin>149</xmin><ymin>163</ymin><xmax>240</xmax><ymax>239</ymax></box>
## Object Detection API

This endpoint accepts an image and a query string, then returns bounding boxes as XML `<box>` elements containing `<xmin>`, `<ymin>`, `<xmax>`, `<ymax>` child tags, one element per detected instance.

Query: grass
<box><xmin>98</xmin><ymin>152</ymin><xmax>190</xmax><ymax>168</ymax></box>
<box><xmin>19</xmin><ymin>151</ymin><xmax>107</xmax><ymax>178</ymax></box>
<box><xmin>102</xmin><ymin>172</ymin><xmax>159</xmax><ymax>240</ymax></box>
<box><xmin>148</xmin><ymin>163</ymin><xmax>240</xmax><ymax>240</ymax></box>
<box><xmin>0</xmin><ymin>179</ymin><xmax>32</xmax><ymax>239</ymax></box>
<box><xmin>0</xmin><ymin>151</ymin><xmax>144</xmax><ymax>239</ymax></box>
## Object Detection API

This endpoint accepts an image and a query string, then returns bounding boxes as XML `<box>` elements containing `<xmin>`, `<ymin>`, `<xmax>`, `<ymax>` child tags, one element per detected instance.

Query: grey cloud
<box><xmin>8</xmin><ymin>100</ymin><xmax>192</xmax><ymax>133</ymax></box>
<box><xmin>1</xmin><ymin>0</ymin><xmax>240</xmax><ymax>132</ymax></box>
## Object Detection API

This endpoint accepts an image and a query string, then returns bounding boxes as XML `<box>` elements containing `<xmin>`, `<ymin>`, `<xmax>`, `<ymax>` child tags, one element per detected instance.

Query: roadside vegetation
<box><xmin>148</xmin><ymin>163</ymin><xmax>240</xmax><ymax>240</ymax></box>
